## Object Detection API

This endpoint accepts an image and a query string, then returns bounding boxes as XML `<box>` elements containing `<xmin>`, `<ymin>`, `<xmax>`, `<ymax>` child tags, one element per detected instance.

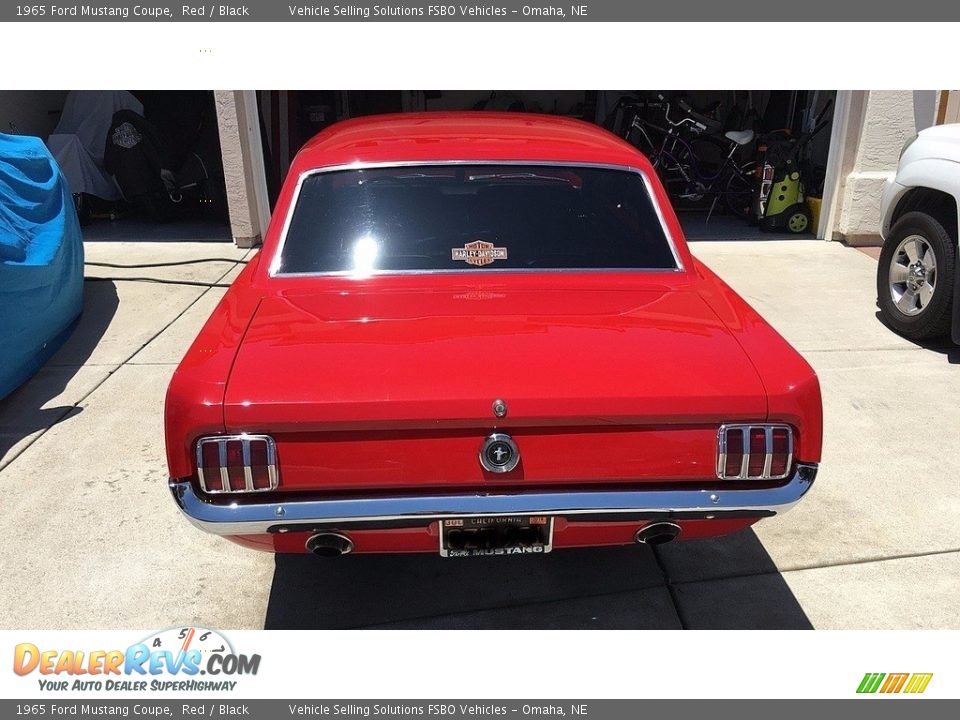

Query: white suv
<box><xmin>878</xmin><ymin>124</ymin><xmax>959</xmax><ymax>343</ymax></box>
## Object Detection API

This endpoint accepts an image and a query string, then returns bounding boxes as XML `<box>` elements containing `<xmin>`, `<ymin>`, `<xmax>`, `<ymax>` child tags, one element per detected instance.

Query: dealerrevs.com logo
<box><xmin>13</xmin><ymin>627</ymin><xmax>260</xmax><ymax>692</ymax></box>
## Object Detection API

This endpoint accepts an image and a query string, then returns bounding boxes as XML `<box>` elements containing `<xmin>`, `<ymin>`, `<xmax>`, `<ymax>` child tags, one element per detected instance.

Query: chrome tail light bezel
<box><xmin>195</xmin><ymin>434</ymin><xmax>279</xmax><ymax>494</ymax></box>
<box><xmin>717</xmin><ymin>424</ymin><xmax>794</xmax><ymax>481</ymax></box>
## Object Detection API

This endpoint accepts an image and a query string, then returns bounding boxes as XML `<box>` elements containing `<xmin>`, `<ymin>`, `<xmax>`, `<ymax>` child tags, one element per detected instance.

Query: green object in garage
<box><xmin>758</xmin><ymin>165</ymin><xmax>812</xmax><ymax>234</ymax></box>
<box><xmin>766</xmin><ymin>170</ymin><xmax>802</xmax><ymax>216</ymax></box>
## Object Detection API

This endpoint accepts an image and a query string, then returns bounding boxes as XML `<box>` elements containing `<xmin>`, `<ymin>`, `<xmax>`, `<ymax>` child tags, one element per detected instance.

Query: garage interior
<box><xmin>0</xmin><ymin>90</ymin><xmax>232</xmax><ymax>242</ymax></box>
<box><xmin>1</xmin><ymin>89</ymin><xmax>837</xmax><ymax>245</ymax></box>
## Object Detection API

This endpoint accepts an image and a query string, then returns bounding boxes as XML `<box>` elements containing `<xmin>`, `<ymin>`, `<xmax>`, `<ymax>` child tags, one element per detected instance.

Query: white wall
<box><xmin>0</xmin><ymin>90</ymin><xmax>68</xmax><ymax>138</ymax></box>
<box><xmin>834</xmin><ymin>91</ymin><xmax>922</xmax><ymax>243</ymax></box>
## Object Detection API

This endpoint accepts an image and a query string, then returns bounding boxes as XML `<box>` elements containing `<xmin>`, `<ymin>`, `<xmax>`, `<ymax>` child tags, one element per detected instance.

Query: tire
<box><xmin>657</xmin><ymin>138</ymin><xmax>711</xmax><ymax>209</ymax></box>
<box><xmin>73</xmin><ymin>193</ymin><xmax>92</xmax><ymax>226</ymax></box>
<box><xmin>876</xmin><ymin>210</ymin><xmax>956</xmax><ymax>340</ymax></box>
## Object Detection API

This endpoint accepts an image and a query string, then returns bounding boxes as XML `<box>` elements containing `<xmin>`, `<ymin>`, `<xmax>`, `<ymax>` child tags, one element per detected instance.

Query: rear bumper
<box><xmin>169</xmin><ymin>463</ymin><xmax>817</xmax><ymax>536</ymax></box>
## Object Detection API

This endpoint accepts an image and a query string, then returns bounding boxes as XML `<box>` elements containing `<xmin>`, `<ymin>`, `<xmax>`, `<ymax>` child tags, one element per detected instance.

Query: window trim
<box><xmin>267</xmin><ymin>160</ymin><xmax>685</xmax><ymax>278</ymax></box>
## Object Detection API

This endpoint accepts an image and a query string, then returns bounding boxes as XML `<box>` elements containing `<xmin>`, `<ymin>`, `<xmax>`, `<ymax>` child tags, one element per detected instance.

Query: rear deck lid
<box><xmin>223</xmin><ymin>284</ymin><xmax>767</xmax><ymax>430</ymax></box>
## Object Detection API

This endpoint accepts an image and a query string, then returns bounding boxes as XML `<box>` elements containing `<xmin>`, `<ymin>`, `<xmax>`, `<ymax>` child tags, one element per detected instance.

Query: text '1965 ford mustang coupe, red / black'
<box><xmin>165</xmin><ymin>112</ymin><xmax>822</xmax><ymax>557</ymax></box>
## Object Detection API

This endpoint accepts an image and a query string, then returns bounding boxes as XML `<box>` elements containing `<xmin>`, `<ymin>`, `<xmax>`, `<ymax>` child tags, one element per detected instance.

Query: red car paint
<box><xmin>165</xmin><ymin>112</ymin><xmax>822</xmax><ymax>554</ymax></box>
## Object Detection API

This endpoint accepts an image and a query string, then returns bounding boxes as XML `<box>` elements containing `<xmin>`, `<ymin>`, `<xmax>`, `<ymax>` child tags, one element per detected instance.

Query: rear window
<box><xmin>273</xmin><ymin>164</ymin><xmax>677</xmax><ymax>275</ymax></box>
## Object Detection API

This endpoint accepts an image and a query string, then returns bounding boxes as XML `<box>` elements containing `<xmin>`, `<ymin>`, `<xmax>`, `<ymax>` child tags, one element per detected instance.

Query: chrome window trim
<box><xmin>267</xmin><ymin>159</ymin><xmax>685</xmax><ymax>278</ymax></box>
<box><xmin>195</xmin><ymin>434</ymin><xmax>279</xmax><ymax>494</ymax></box>
<box><xmin>716</xmin><ymin>424</ymin><xmax>794</xmax><ymax>481</ymax></box>
<box><xmin>170</xmin><ymin>463</ymin><xmax>818</xmax><ymax>536</ymax></box>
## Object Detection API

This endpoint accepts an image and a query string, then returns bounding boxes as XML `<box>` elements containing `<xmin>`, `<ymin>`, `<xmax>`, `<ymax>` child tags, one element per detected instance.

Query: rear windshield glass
<box><xmin>274</xmin><ymin>164</ymin><xmax>677</xmax><ymax>275</ymax></box>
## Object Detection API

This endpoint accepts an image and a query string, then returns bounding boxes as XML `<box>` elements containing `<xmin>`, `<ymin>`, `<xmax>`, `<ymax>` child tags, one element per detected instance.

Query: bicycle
<box><xmin>622</xmin><ymin>96</ymin><xmax>757</xmax><ymax>219</ymax></box>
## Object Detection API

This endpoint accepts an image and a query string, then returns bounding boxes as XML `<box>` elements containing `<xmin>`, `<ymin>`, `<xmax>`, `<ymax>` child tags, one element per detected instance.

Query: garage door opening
<box><xmin>601</xmin><ymin>90</ymin><xmax>836</xmax><ymax>240</ymax></box>
<box><xmin>256</xmin><ymin>90</ymin><xmax>837</xmax><ymax>242</ymax></box>
<box><xmin>0</xmin><ymin>90</ymin><xmax>231</xmax><ymax>243</ymax></box>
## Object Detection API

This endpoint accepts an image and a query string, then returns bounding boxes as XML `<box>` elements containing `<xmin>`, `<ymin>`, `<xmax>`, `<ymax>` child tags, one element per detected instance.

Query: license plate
<box><xmin>439</xmin><ymin>515</ymin><xmax>554</xmax><ymax>557</ymax></box>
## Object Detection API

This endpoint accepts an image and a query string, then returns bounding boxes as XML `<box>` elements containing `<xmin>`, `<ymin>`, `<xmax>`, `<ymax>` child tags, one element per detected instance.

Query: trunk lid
<box><xmin>223</xmin><ymin>282</ymin><xmax>767</xmax><ymax>490</ymax></box>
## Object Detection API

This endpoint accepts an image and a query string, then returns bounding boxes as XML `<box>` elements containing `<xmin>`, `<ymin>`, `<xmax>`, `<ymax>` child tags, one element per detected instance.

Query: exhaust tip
<box><xmin>635</xmin><ymin>522</ymin><xmax>681</xmax><ymax>546</ymax></box>
<box><xmin>306</xmin><ymin>532</ymin><xmax>354</xmax><ymax>557</ymax></box>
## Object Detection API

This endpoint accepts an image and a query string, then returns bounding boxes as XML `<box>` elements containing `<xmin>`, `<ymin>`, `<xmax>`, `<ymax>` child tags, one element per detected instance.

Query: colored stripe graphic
<box><xmin>857</xmin><ymin>673</ymin><xmax>885</xmax><ymax>693</ymax></box>
<box><xmin>880</xmin><ymin>673</ymin><xmax>909</xmax><ymax>693</ymax></box>
<box><xmin>857</xmin><ymin>672</ymin><xmax>932</xmax><ymax>694</ymax></box>
<box><xmin>904</xmin><ymin>674</ymin><xmax>933</xmax><ymax>694</ymax></box>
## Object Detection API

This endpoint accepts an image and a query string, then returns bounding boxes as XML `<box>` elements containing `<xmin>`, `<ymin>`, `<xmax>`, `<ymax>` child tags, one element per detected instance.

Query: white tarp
<box><xmin>46</xmin><ymin>91</ymin><xmax>143</xmax><ymax>200</ymax></box>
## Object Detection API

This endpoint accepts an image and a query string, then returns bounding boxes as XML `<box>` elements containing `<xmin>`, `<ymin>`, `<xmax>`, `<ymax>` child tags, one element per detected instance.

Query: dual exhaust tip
<box><xmin>307</xmin><ymin>522</ymin><xmax>681</xmax><ymax>556</ymax></box>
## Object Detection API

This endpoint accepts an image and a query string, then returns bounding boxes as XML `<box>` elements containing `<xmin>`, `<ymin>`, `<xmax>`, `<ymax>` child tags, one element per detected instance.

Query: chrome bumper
<box><xmin>169</xmin><ymin>463</ymin><xmax>817</xmax><ymax>536</ymax></box>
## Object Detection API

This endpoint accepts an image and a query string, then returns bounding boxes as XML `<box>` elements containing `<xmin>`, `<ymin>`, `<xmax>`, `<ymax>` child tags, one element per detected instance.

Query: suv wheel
<box><xmin>877</xmin><ymin>210</ymin><xmax>956</xmax><ymax>340</ymax></box>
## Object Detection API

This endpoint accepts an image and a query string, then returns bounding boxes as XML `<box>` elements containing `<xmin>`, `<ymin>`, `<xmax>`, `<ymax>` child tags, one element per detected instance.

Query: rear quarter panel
<box><xmin>164</xmin><ymin>254</ymin><xmax>263</xmax><ymax>479</ymax></box>
<box><xmin>693</xmin><ymin>259</ymin><xmax>823</xmax><ymax>464</ymax></box>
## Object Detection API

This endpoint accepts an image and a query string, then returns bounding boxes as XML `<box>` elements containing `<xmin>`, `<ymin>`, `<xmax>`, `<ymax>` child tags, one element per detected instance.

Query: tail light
<box><xmin>717</xmin><ymin>424</ymin><xmax>793</xmax><ymax>480</ymax></box>
<box><xmin>196</xmin><ymin>435</ymin><xmax>278</xmax><ymax>494</ymax></box>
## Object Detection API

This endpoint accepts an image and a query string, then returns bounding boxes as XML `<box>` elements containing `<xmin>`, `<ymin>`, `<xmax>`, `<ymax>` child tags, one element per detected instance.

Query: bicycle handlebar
<box><xmin>662</xmin><ymin>97</ymin><xmax>720</xmax><ymax>135</ymax></box>
<box><xmin>663</xmin><ymin>101</ymin><xmax>707</xmax><ymax>133</ymax></box>
<box><xmin>631</xmin><ymin>109</ymin><xmax>706</xmax><ymax>137</ymax></box>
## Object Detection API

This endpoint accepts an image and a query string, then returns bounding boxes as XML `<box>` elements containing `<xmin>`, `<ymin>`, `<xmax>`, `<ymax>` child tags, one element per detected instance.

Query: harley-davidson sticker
<box><xmin>452</xmin><ymin>240</ymin><xmax>508</xmax><ymax>266</ymax></box>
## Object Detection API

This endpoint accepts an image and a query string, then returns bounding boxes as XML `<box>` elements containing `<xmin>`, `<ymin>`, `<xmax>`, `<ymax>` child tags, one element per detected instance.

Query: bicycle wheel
<box><xmin>660</xmin><ymin>167</ymin><xmax>710</xmax><ymax>208</ymax></box>
<box><xmin>652</xmin><ymin>149</ymin><xmax>702</xmax><ymax>208</ymax></box>
<box><xmin>723</xmin><ymin>162</ymin><xmax>757</xmax><ymax>219</ymax></box>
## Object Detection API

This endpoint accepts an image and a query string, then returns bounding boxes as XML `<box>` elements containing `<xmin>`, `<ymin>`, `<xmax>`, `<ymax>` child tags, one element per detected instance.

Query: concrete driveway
<box><xmin>1</xmin><ymin>238</ymin><xmax>957</xmax><ymax>629</ymax></box>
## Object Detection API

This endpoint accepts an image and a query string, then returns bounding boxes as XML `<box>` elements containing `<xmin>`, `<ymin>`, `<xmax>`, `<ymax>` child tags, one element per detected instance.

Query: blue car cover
<box><xmin>0</xmin><ymin>133</ymin><xmax>84</xmax><ymax>400</ymax></box>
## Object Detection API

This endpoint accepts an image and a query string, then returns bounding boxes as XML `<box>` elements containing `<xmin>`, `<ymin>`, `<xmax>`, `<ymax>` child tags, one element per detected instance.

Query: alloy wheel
<box><xmin>888</xmin><ymin>234</ymin><xmax>937</xmax><ymax>316</ymax></box>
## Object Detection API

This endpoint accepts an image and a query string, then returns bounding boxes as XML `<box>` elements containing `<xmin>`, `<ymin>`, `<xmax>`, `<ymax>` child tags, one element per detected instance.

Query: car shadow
<box><xmin>0</xmin><ymin>280</ymin><xmax>119</xmax><ymax>464</ymax></box>
<box><xmin>264</xmin><ymin>527</ymin><xmax>811</xmax><ymax>630</ymax></box>
<box><xmin>873</xmin><ymin>311</ymin><xmax>960</xmax><ymax>363</ymax></box>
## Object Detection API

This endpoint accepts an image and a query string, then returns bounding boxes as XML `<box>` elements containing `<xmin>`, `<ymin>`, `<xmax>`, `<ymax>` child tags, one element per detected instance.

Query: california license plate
<box><xmin>439</xmin><ymin>515</ymin><xmax>554</xmax><ymax>557</ymax></box>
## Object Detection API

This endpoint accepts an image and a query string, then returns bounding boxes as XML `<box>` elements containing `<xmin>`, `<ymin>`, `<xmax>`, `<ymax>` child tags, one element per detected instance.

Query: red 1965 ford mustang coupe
<box><xmin>165</xmin><ymin>112</ymin><xmax>822</xmax><ymax>557</ymax></box>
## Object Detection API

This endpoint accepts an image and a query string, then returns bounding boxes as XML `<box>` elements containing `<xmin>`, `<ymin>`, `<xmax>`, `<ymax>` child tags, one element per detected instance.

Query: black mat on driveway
<box><xmin>264</xmin><ymin>530</ymin><xmax>812</xmax><ymax>630</ymax></box>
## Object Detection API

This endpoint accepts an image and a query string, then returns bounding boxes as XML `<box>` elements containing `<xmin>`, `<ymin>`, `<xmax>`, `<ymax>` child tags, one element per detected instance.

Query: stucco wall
<box><xmin>835</xmin><ymin>91</ymin><xmax>937</xmax><ymax>244</ymax></box>
<box><xmin>215</xmin><ymin>90</ymin><xmax>268</xmax><ymax>247</ymax></box>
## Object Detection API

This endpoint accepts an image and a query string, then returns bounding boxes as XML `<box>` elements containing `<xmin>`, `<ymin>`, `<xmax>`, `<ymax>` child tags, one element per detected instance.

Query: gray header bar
<box><xmin>4</xmin><ymin>0</ymin><xmax>960</xmax><ymax>22</ymax></box>
<box><xmin>0</xmin><ymin>701</ymin><xmax>957</xmax><ymax>720</ymax></box>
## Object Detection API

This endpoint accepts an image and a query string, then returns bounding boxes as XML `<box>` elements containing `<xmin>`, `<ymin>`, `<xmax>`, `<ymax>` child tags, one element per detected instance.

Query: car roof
<box><xmin>291</xmin><ymin>111</ymin><xmax>652</xmax><ymax>172</ymax></box>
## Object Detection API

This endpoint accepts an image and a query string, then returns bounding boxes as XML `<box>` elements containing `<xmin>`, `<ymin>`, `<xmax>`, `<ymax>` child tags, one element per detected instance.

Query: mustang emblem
<box><xmin>452</xmin><ymin>240</ymin><xmax>508</xmax><ymax>266</ymax></box>
<box><xmin>480</xmin><ymin>433</ymin><xmax>520</xmax><ymax>473</ymax></box>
